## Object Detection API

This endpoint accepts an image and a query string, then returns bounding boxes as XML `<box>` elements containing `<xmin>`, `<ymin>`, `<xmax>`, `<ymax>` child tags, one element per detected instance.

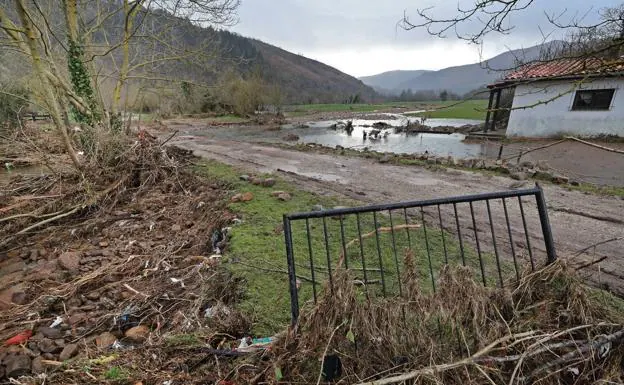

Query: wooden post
<box><xmin>484</xmin><ymin>88</ymin><xmax>495</xmax><ymax>132</ymax></box>
<box><xmin>491</xmin><ymin>89</ymin><xmax>503</xmax><ymax>132</ymax></box>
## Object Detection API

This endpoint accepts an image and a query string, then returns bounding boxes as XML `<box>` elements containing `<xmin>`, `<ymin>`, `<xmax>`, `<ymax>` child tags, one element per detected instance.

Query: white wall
<box><xmin>506</xmin><ymin>78</ymin><xmax>624</xmax><ymax>137</ymax></box>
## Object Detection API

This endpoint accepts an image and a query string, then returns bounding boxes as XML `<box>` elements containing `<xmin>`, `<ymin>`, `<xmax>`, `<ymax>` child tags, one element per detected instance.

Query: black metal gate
<box><xmin>283</xmin><ymin>185</ymin><xmax>556</xmax><ymax>325</ymax></box>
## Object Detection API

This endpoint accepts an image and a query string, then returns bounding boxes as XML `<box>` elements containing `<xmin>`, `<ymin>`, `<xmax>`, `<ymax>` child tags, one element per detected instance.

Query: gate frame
<box><xmin>283</xmin><ymin>185</ymin><xmax>556</xmax><ymax>326</ymax></box>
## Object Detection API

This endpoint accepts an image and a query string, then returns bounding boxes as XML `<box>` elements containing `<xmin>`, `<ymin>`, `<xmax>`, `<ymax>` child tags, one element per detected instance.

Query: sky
<box><xmin>231</xmin><ymin>0</ymin><xmax>619</xmax><ymax>77</ymax></box>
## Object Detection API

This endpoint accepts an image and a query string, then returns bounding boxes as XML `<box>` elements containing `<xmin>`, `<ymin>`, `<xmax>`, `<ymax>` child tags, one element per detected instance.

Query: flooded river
<box><xmin>286</xmin><ymin>114</ymin><xmax>494</xmax><ymax>158</ymax></box>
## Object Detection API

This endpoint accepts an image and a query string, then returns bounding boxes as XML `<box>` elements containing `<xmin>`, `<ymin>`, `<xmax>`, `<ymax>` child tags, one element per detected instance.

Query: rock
<box><xmin>282</xmin><ymin>133</ymin><xmax>299</xmax><ymax>141</ymax></box>
<box><xmin>534</xmin><ymin>170</ymin><xmax>553</xmax><ymax>181</ymax></box>
<box><xmin>58</xmin><ymin>251</ymin><xmax>81</xmax><ymax>271</ymax></box>
<box><xmin>29</xmin><ymin>249</ymin><xmax>39</xmax><ymax>261</ymax></box>
<box><xmin>54</xmin><ymin>339</ymin><xmax>65</xmax><ymax>347</ymax></box>
<box><xmin>570</xmin><ymin>180</ymin><xmax>580</xmax><ymax>186</ymax></box>
<box><xmin>261</xmin><ymin>178</ymin><xmax>276</xmax><ymax>187</ymax></box>
<box><xmin>38</xmin><ymin>338</ymin><xmax>58</xmax><ymax>353</ymax></box>
<box><xmin>551</xmin><ymin>174</ymin><xmax>569</xmax><ymax>185</ymax></box>
<box><xmin>0</xmin><ymin>260</ymin><xmax>26</xmax><ymax>276</ymax></box>
<box><xmin>378</xmin><ymin>155</ymin><xmax>391</xmax><ymax>164</ymax></box>
<box><xmin>271</xmin><ymin>191</ymin><xmax>286</xmax><ymax>197</ymax></box>
<box><xmin>230</xmin><ymin>193</ymin><xmax>243</xmax><ymax>202</ymax></box>
<box><xmin>250</xmin><ymin>178</ymin><xmax>263</xmax><ymax>186</ymax></box>
<box><xmin>0</xmin><ymin>285</ymin><xmax>26</xmax><ymax>310</ymax></box>
<box><xmin>241</xmin><ymin>192</ymin><xmax>254</xmax><ymax>202</ymax></box>
<box><xmin>85</xmin><ymin>291</ymin><xmax>100</xmax><ymax>301</ymax></box>
<box><xmin>31</xmin><ymin>356</ymin><xmax>45</xmax><ymax>374</ymax></box>
<box><xmin>5</xmin><ymin>355</ymin><xmax>31</xmax><ymax>378</ymax></box>
<box><xmin>124</xmin><ymin>325</ymin><xmax>150</xmax><ymax>343</ymax></box>
<box><xmin>59</xmin><ymin>344</ymin><xmax>78</xmax><ymax>361</ymax></box>
<box><xmin>312</xmin><ymin>204</ymin><xmax>324</xmax><ymax>211</ymax></box>
<box><xmin>510</xmin><ymin>172</ymin><xmax>528</xmax><ymax>181</ymax></box>
<box><xmin>11</xmin><ymin>291</ymin><xmax>27</xmax><ymax>305</ymax></box>
<box><xmin>277</xmin><ymin>192</ymin><xmax>292</xmax><ymax>201</ymax></box>
<box><xmin>519</xmin><ymin>160</ymin><xmax>535</xmax><ymax>169</ymax></box>
<box><xmin>171</xmin><ymin>224</ymin><xmax>182</xmax><ymax>232</ymax></box>
<box><xmin>95</xmin><ymin>332</ymin><xmax>117</xmax><ymax>348</ymax></box>
<box><xmin>239</xmin><ymin>174</ymin><xmax>250</xmax><ymax>181</ymax></box>
<box><xmin>38</xmin><ymin>327</ymin><xmax>62</xmax><ymax>339</ymax></box>
<box><xmin>99</xmin><ymin>241</ymin><xmax>109</xmax><ymax>247</ymax></box>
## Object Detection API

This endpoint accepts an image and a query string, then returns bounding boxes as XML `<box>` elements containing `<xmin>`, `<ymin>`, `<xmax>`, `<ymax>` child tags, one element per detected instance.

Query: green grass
<box><xmin>196</xmin><ymin>160</ymin><xmax>518</xmax><ymax>336</ymax></box>
<box><xmin>103</xmin><ymin>366</ymin><xmax>127</xmax><ymax>380</ymax></box>
<box><xmin>405</xmin><ymin>99</ymin><xmax>488</xmax><ymax>120</ymax></box>
<box><xmin>285</xmin><ymin>102</ymin><xmax>428</xmax><ymax>114</ymax></box>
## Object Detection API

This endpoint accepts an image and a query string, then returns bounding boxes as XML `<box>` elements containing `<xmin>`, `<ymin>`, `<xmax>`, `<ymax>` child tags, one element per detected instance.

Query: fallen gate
<box><xmin>283</xmin><ymin>185</ymin><xmax>556</xmax><ymax>325</ymax></box>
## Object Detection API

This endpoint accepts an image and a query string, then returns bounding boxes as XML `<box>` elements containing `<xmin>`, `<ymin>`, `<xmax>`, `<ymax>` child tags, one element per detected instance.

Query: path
<box><xmin>171</xmin><ymin>136</ymin><xmax>624</xmax><ymax>293</ymax></box>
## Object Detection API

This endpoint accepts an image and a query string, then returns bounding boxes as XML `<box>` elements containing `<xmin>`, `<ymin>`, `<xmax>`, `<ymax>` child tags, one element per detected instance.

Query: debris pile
<box><xmin>0</xmin><ymin>130</ymin><xmax>254</xmax><ymax>383</ymax></box>
<box><xmin>265</xmin><ymin>256</ymin><xmax>624</xmax><ymax>384</ymax></box>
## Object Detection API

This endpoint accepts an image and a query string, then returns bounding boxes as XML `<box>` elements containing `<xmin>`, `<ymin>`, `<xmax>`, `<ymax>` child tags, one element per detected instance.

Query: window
<box><xmin>571</xmin><ymin>89</ymin><xmax>615</xmax><ymax>111</ymax></box>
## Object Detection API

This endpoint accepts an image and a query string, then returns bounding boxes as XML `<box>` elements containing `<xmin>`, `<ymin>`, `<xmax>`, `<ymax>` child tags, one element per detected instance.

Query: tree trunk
<box><xmin>14</xmin><ymin>0</ymin><xmax>82</xmax><ymax>170</ymax></box>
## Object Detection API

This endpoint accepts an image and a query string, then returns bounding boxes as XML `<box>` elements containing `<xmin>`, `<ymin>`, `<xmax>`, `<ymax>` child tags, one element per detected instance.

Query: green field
<box><xmin>196</xmin><ymin>160</ymin><xmax>518</xmax><ymax>336</ymax></box>
<box><xmin>405</xmin><ymin>100</ymin><xmax>488</xmax><ymax>120</ymax></box>
<box><xmin>284</xmin><ymin>99</ymin><xmax>489</xmax><ymax>120</ymax></box>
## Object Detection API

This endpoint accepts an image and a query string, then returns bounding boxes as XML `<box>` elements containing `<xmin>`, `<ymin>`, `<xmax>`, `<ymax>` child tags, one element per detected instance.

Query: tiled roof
<box><xmin>500</xmin><ymin>57</ymin><xmax>624</xmax><ymax>83</ymax></box>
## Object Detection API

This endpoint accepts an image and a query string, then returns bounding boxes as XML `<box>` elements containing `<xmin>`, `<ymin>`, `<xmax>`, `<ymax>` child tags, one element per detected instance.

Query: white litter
<box><xmin>49</xmin><ymin>316</ymin><xmax>63</xmax><ymax>328</ymax></box>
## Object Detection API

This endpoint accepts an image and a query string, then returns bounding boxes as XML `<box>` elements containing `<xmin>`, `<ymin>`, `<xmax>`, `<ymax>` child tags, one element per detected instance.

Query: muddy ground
<box><xmin>164</xmin><ymin>118</ymin><xmax>624</xmax><ymax>187</ymax></box>
<box><xmin>168</xmin><ymin>131</ymin><xmax>624</xmax><ymax>295</ymax></box>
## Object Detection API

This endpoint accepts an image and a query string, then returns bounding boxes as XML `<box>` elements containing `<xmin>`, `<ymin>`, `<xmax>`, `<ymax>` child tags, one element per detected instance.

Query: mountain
<box><xmin>360</xmin><ymin>42</ymin><xmax>562</xmax><ymax>95</ymax></box>
<box><xmin>359</xmin><ymin>70</ymin><xmax>430</xmax><ymax>94</ymax></box>
<box><xmin>251</xmin><ymin>40</ymin><xmax>378</xmax><ymax>103</ymax></box>
<box><xmin>0</xmin><ymin>1</ymin><xmax>377</xmax><ymax>105</ymax></box>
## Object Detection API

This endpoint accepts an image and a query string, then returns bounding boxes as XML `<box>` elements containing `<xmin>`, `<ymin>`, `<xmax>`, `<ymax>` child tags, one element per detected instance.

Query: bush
<box><xmin>0</xmin><ymin>84</ymin><xmax>29</xmax><ymax>131</ymax></box>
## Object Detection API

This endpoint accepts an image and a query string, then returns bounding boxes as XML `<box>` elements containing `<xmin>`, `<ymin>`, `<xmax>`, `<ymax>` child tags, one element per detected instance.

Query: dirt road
<box><xmin>172</xmin><ymin>136</ymin><xmax>624</xmax><ymax>293</ymax></box>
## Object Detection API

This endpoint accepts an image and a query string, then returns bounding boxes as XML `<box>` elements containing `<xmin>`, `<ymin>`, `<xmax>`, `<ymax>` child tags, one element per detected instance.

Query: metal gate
<box><xmin>283</xmin><ymin>185</ymin><xmax>556</xmax><ymax>325</ymax></box>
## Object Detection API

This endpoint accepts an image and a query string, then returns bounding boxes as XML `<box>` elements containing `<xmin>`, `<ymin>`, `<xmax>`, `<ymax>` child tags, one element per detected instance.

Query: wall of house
<box><xmin>506</xmin><ymin>77</ymin><xmax>624</xmax><ymax>137</ymax></box>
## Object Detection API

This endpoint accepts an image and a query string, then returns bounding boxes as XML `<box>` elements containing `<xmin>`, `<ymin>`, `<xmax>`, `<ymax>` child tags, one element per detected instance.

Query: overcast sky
<box><xmin>231</xmin><ymin>0</ymin><xmax>619</xmax><ymax>77</ymax></box>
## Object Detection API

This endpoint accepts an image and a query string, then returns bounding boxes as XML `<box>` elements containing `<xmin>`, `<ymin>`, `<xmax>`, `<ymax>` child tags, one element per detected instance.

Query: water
<box><xmin>294</xmin><ymin>114</ymin><xmax>489</xmax><ymax>158</ymax></box>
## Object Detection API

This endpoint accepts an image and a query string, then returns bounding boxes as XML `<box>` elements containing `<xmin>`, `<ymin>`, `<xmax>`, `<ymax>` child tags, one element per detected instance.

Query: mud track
<box><xmin>172</xmin><ymin>137</ymin><xmax>624</xmax><ymax>294</ymax></box>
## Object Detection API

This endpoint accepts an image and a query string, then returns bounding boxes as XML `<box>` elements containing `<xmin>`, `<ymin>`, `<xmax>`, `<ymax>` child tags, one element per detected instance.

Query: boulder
<box><xmin>58</xmin><ymin>252</ymin><xmax>81</xmax><ymax>271</ymax></box>
<box><xmin>38</xmin><ymin>327</ymin><xmax>62</xmax><ymax>340</ymax></box>
<box><xmin>510</xmin><ymin>172</ymin><xmax>528</xmax><ymax>181</ymax></box>
<box><xmin>38</xmin><ymin>338</ymin><xmax>58</xmax><ymax>353</ymax></box>
<box><xmin>31</xmin><ymin>356</ymin><xmax>45</xmax><ymax>374</ymax></box>
<box><xmin>378</xmin><ymin>155</ymin><xmax>391</xmax><ymax>164</ymax></box>
<box><xmin>124</xmin><ymin>325</ymin><xmax>150</xmax><ymax>343</ymax></box>
<box><xmin>59</xmin><ymin>344</ymin><xmax>78</xmax><ymax>361</ymax></box>
<box><xmin>95</xmin><ymin>332</ymin><xmax>117</xmax><ymax>349</ymax></box>
<box><xmin>276</xmin><ymin>192</ymin><xmax>292</xmax><ymax>202</ymax></box>
<box><xmin>261</xmin><ymin>178</ymin><xmax>276</xmax><ymax>187</ymax></box>
<box><xmin>5</xmin><ymin>355</ymin><xmax>31</xmax><ymax>378</ymax></box>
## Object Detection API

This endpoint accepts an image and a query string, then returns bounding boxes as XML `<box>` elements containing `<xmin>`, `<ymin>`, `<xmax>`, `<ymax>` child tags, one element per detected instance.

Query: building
<box><xmin>486</xmin><ymin>58</ymin><xmax>624</xmax><ymax>138</ymax></box>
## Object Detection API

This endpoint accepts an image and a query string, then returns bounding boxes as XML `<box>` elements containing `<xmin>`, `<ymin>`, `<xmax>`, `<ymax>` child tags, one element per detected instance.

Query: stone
<box><xmin>54</xmin><ymin>339</ymin><xmax>65</xmax><ymax>347</ymax></box>
<box><xmin>250</xmin><ymin>178</ymin><xmax>263</xmax><ymax>186</ymax></box>
<box><xmin>59</xmin><ymin>344</ymin><xmax>78</xmax><ymax>361</ymax></box>
<box><xmin>124</xmin><ymin>325</ymin><xmax>150</xmax><ymax>343</ymax></box>
<box><xmin>99</xmin><ymin>241</ymin><xmax>109</xmax><ymax>247</ymax></box>
<box><xmin>38</xmin><ymin>338</ymin><xmax>58</xmax><ymax>353</ymax></box>
<box><xmin>551</xmin><ymin>174</ymin><xmax>569</xmax><ymax>185</ymax></box>
<box><xmin>29</xmin><ymin>249</ymin><xmax>39</xmax><ymax>261</ymax></box>
<box><xmin>230</xmin><ymin>193</ymin><xmax>243</xmax><ymax>202</ymax></box>
<box><xmin>510</xmin><ymin>172</ymin><xmax>528</xmax><ymax>181</ymax></box>
<box><xmin>271</xmin><ymin>191</ymin><xmax>286</xmax><ymax>197</ymax></box>
<box><xmin>31</xmin><ymin>356</ymin><xmax>45</xmax><ymax>374</ymax></box>
<box><xmin>0</xmin><ymin>285</ymin><xmax>26</xmax><ymax>310</ymax></box>
<box><xmin>0</xmin><ymin>260</ymin><xmax>26</xmax><ymax>276</ymax></box>
<box><xmin>378</xmin><ymin>154</ymin><xmax>391</xmax><ymax>164</ymax></box>
<box><xmin>95</xmin><ymin>332</ymin><xmax>117</xmax><ymax>348</ymax></box>
<box><xmin>171</xmin><ymin>224</ymin><xmax>182</xmax><ymax>232</ymax></box>
<box><xmin>519</xmin><ymin>160</ymin><xmax>535</xmax><ymax>169</ymax></box>
<box><xmin>312</xmin><ymin>204</ymin><xmax>324</xmax><ymax>211</ymax></box>
<box><xmin>38</xmin><ymin>327</ymin><xmax>62</xmax><ymax>339</ymax></box>
<box><xmin>58</xmin><ymin>251</ymin><xmax>81</xmax><ymax>271</ymax></box>
<box><xmin>570</xmin><ymin>180</ymin><xmax>580</xmax><ymax>186</ymax></box>
<box><xmin>11</xmin><ymin>291</ymin><xmax>28</xmax><ymax>306</ymax></box>
<box><xmin>241</xmin><ymin>192</ymin><xmax>254</xmax><ymax>202</ymax></box>
<box><xmin>277</xmin><ymin>192</ymin><xmax>292</xmax><ymax>202</ymax></box>
<box><xmin>239</xmin><ymin>174</ymin><xmax>250</xmax><ymax>181</ymax></box>
<box><xmin>85</xmin><ymin>291</ymin><xmax>100</xmax><ymax>301</ymax></box>
<box><xmin>261</xmin><ymin>178</ymin><xmax>276</xmax><ymax>187</ymax></box>
<box><xmin>5</xmin><ymin>354</ymin><xmax>32</xmax><ymax>378</ymax></box>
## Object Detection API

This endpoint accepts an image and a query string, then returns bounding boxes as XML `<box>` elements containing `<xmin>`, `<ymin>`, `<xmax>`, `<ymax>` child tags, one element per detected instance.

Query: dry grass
<box><xmin>267</xmin><ymin>251</ymin><xmax>624</xmax><ymax>385</ymax></box>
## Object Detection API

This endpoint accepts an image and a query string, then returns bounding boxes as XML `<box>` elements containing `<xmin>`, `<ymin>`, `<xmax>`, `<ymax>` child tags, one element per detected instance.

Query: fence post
<box><xmin>535</xmin><ymin>184</ymin><xmax>557</xmax><ymax>264</ymax></box>
<box><xmin>283</xmin><ymin>215</ymin><xmax>300</xmax><ymax>326</ymax></box>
